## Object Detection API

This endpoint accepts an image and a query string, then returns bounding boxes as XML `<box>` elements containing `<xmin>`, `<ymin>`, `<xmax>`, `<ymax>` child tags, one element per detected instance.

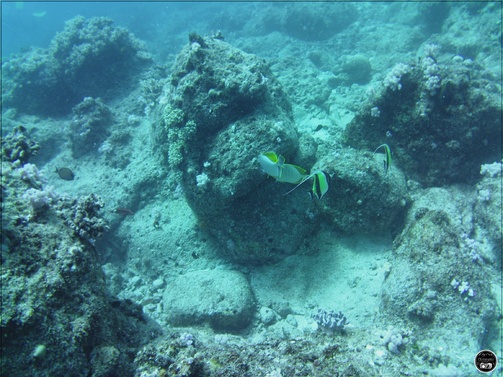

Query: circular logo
<box><xmin>474</xmin><ymin>350</ymin><xmax>497</xmax><ymax>373</ymax></box>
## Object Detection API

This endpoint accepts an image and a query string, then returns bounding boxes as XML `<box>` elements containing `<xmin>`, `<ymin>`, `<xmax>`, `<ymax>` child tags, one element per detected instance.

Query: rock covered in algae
<box><xmin>2</xmin><ymin>16</ymin><xmax>152</xmax><ymax>116</ymax></box>
<box><xmin>154</xmin><ymin>34</ymin><xmax>318</xmax><ymax>264</ymax></box>
<box><xmin>1</xmin><ymin>132</ymin><xmax>160</xmax><ymax>377</ymax></box>
<box><xmin>380</xmin><ymin>187</ymin><xmax>500</xmax><ymax>362</ymax></box>
<box><xmin>344</xmin><ymin>47</ymin><xmax>501</xmax><ymax>186</ymax></box>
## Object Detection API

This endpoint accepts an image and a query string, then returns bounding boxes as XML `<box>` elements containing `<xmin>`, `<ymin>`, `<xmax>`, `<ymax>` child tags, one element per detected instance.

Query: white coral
<box><xmin>22</xmin><ymin>186</ymin><xmax>58</xmax><ymax>218</ymax></box>
<box><xmin>370</xmin><ymin>106</ymin><xmax>381</xmax><ymax>117</ymax></box>
<box><xmin>196</xmin><ymin>172</ymin><xmax>210</xmax><ymax>187</ymax></box>
<box><xmin>18</xmin><ymin>163</ymin><xmax>47</xmax><ymax>187</ymax></box>
<box><xmin>421</xmin><ymin>56</ymin><xmax>441</xmax><ymax>95</ymax></box>
<box><xmin>383</xmin><ymin>63</ymin><xmax>410</xmax><ymax>91</ymax></box>
<box><xmin>480</xmin><ymin>162</ymin><xmax>502</xmax><ymax>178</ymax></box>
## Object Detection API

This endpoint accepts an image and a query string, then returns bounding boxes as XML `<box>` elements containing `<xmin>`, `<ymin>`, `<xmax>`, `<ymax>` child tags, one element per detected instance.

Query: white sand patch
<box><xmin>250</xmin><ymin>230</ymin><xmax>392</xmax><ymax>330</ymax></box>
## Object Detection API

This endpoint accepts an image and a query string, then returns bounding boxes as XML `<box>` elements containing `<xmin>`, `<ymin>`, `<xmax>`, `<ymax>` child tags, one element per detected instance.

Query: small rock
<box><xmin>33</xmin><ymin>344</ymin><xmax>47</xmax><ymax>359</ymax></box>
<box><xmin>259</xmin><ymin>306</ymin><xmax>278</xmax><ymax>326</ymax></box>
<box><xmin>152</xmin><ymin>278</ymin><xmax>164</xmax><ymax>289</ymax></box>
<box><xmin>130</xmin><ymin>276</ymin><xmax>141</xmax><ymax>287</ymax></box>
<box><xmin>286</xmin><ymin>314</ymin><xmax>298</xmax><ymax>327</ymax></box>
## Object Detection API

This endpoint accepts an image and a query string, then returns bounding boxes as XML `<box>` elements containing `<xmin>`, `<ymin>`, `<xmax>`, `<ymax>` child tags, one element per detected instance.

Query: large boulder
<box><xmin>309</xmin><ymin>146</ymin><xmax>409</xmax><ymax>235</ymax></box>
<box><xmin>345</xmin><ymin>48</ymin><xmax>501</xmax><ymax>186</ymax></box>
<box><xmin>259</xmin><ymin>3</ymin><xmax>358</xmax><ymax>41</ymax></box>
<box><xmin>163</xmin><ymin>269</ymin><xmax>255</xmax><ymax>332</ymax></box>
<box><xmin>154</xmin><ymin>35</ymin><xmax>318</xmax><ymax>264</ymax></box>
<box><xmin>380</xmin><ymin>186</ymin><xmax>500</xmax><ymax>368</ymax></box>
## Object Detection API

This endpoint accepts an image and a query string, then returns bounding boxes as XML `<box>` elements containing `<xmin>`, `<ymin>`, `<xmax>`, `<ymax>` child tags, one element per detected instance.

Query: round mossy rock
<box><xmin>154</xmin><ymin>35</ymin><xmax>317</xmax><ymax>264</ymax></box>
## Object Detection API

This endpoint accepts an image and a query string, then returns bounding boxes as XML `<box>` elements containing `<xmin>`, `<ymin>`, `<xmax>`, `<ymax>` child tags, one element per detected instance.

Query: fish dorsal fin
<box><xmin>263</xmin><ymin>151</ymin><xmax>279</xmax><ymax>163</ymax></box>
<box><xmin>259</xmin><ymin>152</ymin><xmax>282</xmax><ymax>179</ymax></box>
<box><xmin>277</xmin><ymin>154</ymin><xmax>285</xmax><ymax>166</ymax></box>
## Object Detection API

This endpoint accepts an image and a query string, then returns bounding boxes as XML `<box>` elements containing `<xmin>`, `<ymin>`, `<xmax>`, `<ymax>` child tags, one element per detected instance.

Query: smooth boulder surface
<box><xmin>163</xmin><ymin>269</ymin><xmax>255</xmax><ymax>332</ymax></box>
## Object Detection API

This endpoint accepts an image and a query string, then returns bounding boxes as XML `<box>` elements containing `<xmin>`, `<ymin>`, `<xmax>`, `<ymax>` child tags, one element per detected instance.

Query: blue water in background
<box><xmin>1</xmin><ymin>2</ymin><xmax>220</xmax><ymax>58</ymax></box>
<box><xmin>1</xmin><ymin>2</ymin><xmax>501</xmax><ymax>375</ymax></box>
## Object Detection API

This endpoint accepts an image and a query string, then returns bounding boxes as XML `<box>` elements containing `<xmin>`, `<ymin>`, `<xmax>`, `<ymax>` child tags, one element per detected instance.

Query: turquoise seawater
<box><xmin>1</xmin><ymin>2</ymin><xmax>501</xmax><ymax>377</ymax></box>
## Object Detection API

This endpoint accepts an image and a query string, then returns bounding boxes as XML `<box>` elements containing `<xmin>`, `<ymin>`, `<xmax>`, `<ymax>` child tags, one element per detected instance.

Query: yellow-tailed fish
<box><xmin>258</xmin><ymin>152</ymin><xmax>307</xmax><ymax>184</ymax></box>
<box><xmin>258</xmin><ymin>152</ymin><xmax>283</xmax><ymax>179</ymax></box>
<box><xmin>373</xmin><ymin>144</ymin><xmax>392</xmax><ymax>174</ymax></box>
<box><xmin>283</xmin><ymin>170</ymin><xmax>330</xmax><ymax>200</ymax></box>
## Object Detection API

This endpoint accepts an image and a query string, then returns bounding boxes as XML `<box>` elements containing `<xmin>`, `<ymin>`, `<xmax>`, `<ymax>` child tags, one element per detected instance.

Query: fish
<box><xmin>114</xmin><ymin>208</ymin><xmax>134</xmax><ymax>216</ymax></box>
<box><xmin>373</xmin><ymin>144</ymin><xmax>392</xmax><ymax>174</ymax></box>
<box><xmin>55</xmin><ymin>167</ymin><xmax>74</xmax><ymax>181</ymax></box>
<box><xmin>309</xmin><ymin>171</ymin><xmax>331</xmax><ymax>200</ymax></box>
<box><xmin>284</xmin><ymin>170</ymin><xmax>330</xmax><ymax>200</ymax></box>
<box><xmin>258</xmin><ymin>152</ymin><xmax>307</xmax><ymax>184</ymax></box>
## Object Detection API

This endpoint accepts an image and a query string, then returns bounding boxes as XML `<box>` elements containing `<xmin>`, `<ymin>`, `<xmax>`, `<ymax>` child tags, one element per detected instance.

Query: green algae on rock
<box><xmin>344</xmin><ymin>48</ymin><xmax>501</xmax><ymax>186</ymax></box>
<box><xmin>153</xmin><ymin>35</ymin><xmax>317</xmax><ymax>264</ymax></box>
<box><xmin>2</xmin><ymin>16</ymin><xmax>152</xmax><ymax>116</ymax></box>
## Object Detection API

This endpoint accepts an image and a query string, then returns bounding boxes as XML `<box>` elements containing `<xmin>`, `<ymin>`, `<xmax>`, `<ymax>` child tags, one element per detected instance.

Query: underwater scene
<box><xmin>1</xmin><ymin>2</ymin><xmax>502</xmax><ymax>376</ymax></box>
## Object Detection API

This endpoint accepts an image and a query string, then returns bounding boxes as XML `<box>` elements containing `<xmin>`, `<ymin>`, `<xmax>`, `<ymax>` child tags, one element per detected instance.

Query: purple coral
<box><xmin>18</xmin><ymin>163</ymin><xmax>47</xmax><ymax>188</ymax></box>
<box><xmin>22</xmin><ymin>186</ymin><xmax>58</xmax><ymax>217</ymax></box>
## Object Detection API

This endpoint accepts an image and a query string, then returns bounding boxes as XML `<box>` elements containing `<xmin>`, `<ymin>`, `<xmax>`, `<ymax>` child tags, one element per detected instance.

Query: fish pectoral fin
<box><xmin>277</xmin><ymin>155</ymin><xmax>286</xmax><ymax>166</ymax></box>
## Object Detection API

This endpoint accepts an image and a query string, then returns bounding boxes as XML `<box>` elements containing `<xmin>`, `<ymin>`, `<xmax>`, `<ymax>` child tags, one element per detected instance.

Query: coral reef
<box><xmin>1</xmin><ymin>131</ymin><xmax>158</xmax><ymax>377</ymax></box>
<box><xmin>345</xmin><ymin>45</ymin><xmax>501</xmax><ymax>186</ymax></box>
<box><xmin>312</xmin><ymin>309</ymin><xmax>349</xmax><ymax>333</ymax></box>
<box><xmin>134</xmin><ymin>330</ymin><xmax>371</xmax><ymax>377</ymax></box>
<box><xmin>1</xmin><ymin>4</ymin><xmax>501</xmax><ymax>377</ymax></box>
<box><xmin>57</xmin><ymin>193</ymin><xmax>110</xmax><ymax>245</ymax></box>
<box><xmin>2</xmin><ymin>16</ymin><xmax>152</xmax><ymax>116</ymax></box>
<box><xmin>1</xmin><ymin>125</ymin><xmax>40</xmax><ymax>164</ymax></box>
<box><xmin>70</xmin><ymin>97</ymin><xmax>113</xmax><ymax>157</ymax></box>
